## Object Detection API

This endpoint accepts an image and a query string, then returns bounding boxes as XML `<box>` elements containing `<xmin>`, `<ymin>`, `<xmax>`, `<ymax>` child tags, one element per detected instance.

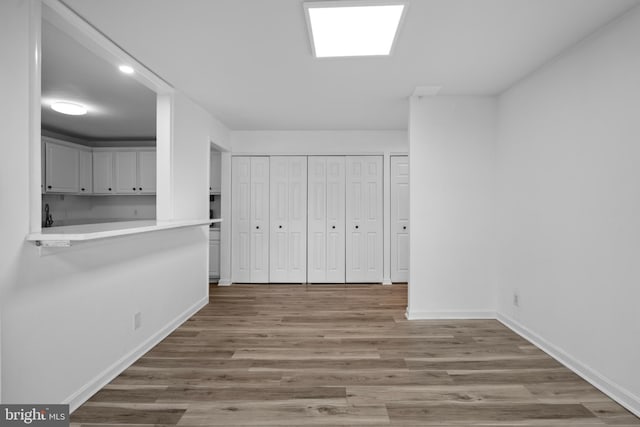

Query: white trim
<box><xmin>497</xmin><ymin>313</ymin><xmax>640</xmax><ymax>418</ymax></box>
<box><xmin>64</xmin><ymin>296</ymin><xmax>208</xmax><ymax>412</ymax></box>
<box><xmin>217</xmin><ymin>280</ymin><xmax>233</xmax><ymax>287</ymax></box>
<box><xmin>382</xmin><ymin>280</ymin><xmax>393</xmax><ymax>285</ymax></box>
<box><xmin>406</xmin><ymin>309</ymin><xmax>496</xmax><ymax>320</ymax></box>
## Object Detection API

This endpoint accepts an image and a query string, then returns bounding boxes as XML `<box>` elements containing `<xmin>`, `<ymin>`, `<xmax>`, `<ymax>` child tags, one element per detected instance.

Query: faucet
<box><xmin>44</xmin><ymin>203</ymin><xmax>54</xmax><ymax>228</ymax></box>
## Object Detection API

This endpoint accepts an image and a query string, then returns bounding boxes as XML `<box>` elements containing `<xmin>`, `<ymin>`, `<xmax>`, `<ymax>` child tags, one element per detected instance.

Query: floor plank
<box><xmin>71</xmin><ymin>283</ymin><xmax>639</xmax><ymax>426</ymax></box>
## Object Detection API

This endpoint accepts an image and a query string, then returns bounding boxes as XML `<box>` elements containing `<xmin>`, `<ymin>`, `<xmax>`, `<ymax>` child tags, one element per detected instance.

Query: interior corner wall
<box><xmin>0</xmin><ymin>1</ymin><xmax>210</xmax><ymax>408</ymax></box>
<box><xmin>408</xmin><ymin>96</ymin><xmax>497</xmax><ymax>319</ymax></box>
<box><xmin>496</xmin><ymin>6</ymin><xmax>640</xmax><ymax>414</ymax></box>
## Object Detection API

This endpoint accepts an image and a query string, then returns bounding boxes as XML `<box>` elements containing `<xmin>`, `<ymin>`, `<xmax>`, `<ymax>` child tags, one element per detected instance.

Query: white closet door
<box><xmin>346</xmin><ymin>156</ymin><xmax>383</xmax><ymax>283</ymax></box>
<box><xmin>308</xmin><ymin>156</ymin><xmax>345</xmax><ymax>283</ymax></box>
<box><xmin>251</xmin><ymin>157</ymin><xmax>270</xmax><ymax>283</ymax></box>
<box><xmin>391</xmin><ymin>156</ymin><xmax>410</xmax><ymax>282</ymax></box>
<box><xmin>231</xmin><ymin>157</ymin><xmax>252</xmax><ymax>282</ymax></box>
<box><xmin>270</xmin><ymin>156</ymin><xmax>307</xmax><ymax>283</ymax></box>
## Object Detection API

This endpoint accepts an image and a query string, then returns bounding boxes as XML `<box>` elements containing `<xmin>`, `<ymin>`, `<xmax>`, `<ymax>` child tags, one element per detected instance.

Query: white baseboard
<box><xmin>64</xmin><ymin>296</ymin><xmax>208</xmax><ymax>413</ymax></box>
<box><xmin>406</xmin><ymin>309</ymin><xmax>496</xmax><ymax>320</ymax></box>
<box><xmin>217</xmin><ymin>279</ymin><xmax>232</xmax><ymax>286</ymax></box>
<box><xmin>497</xmin><ymin>313</ymin><xmax>640</xmax><ymax>418</ymax></box>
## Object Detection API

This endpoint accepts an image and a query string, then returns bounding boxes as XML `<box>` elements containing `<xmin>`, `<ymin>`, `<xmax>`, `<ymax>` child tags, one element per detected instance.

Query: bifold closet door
<box><xmin>231</xmin><ymin>156</ymin><xmax>269</xmax><ymax>283</ymax></box>
<box><xmin>391</xmin><ymin>155</ymin><xmax>409</xmax><ymax>282</ymax></box>
<box><xmin>346</xmin><ymin>156</ymin><xmax>383</xmax><ymax>283</ymax></box>
<box><xmin>270</xmin><ymin>156</ymin><xmax>307</xmax><ymax>283</ymax></box>
<box><xmin>308</xmin><ymin>156</ymin><xmax>345</xmax><ymax>283</ymax></box>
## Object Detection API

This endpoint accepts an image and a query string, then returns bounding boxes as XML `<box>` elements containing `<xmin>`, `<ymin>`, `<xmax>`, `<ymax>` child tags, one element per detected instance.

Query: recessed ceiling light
<box><xmin>50</xmin><ymin>101</ymin><xmax>87</xmax><ymax>116</ymax></box>
<box><xmin>119</xmin><ymin>65</ymin><xmax>135</xmax><ymax>74</ymax></box>
<box><xmin>304</xmin><ymin>1</ymin><xmax>406</xmax><ymax>58</ymax></box>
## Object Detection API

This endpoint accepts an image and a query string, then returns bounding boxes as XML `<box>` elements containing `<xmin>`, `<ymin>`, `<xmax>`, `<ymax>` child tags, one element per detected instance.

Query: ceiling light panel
<box><xmin>305</xmin><ymin>1</ymin><xmax>407</xmax><ymax>58</ymax></box>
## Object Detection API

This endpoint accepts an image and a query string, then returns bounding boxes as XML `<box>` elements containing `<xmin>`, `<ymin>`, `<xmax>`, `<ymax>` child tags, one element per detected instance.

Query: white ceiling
<box><xmin>63</xmin><ymin>0</ymin><xmax>639</xmax><ymax>131</ymax></box>
<box><xmin>42</xmin><ymin>20</ymin><xmax>156</xmax><ymax>141</ymax></box>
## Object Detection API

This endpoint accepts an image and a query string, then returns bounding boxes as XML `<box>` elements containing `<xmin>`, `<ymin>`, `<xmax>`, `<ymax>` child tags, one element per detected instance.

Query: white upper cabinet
<box><xmin>210</xmin><ymin>150</ymin><xmax>221</xmax><ymax>194</ymax></box>
<box><xmin>391</xmin><ymin>155</ymin><xmax>409</xmax><ymax>283</ymax></box>
<box><xmin>115</xmin><ymin>151</ymin><xmax>138</xmax><ymax>194</ymax></box>
<box><xmin>93</xmin><ymin>148</ymin><xmax>156</xmax><ymax>195</ymax></box>
<box><xmin>345</xmin><ymin>156</ymin><xmax>383</xmax><ymax>283</ymax></box>
<box><xmin>269</xmin><ymin>156</ymin><xmax>307</xmax><ymax>283</ymax></box>
<box><xmin>78</xmin><ymin>148</ymin><xmax>93</xmax><ymax>194</ymax></box>
<box><xmin>137</xmin><ymin>150</ymin><xmax>156</xmax><ymax>194</ymax></box>
<box><xmin>93</xmin><ymin>151</ymin><xmax>115</xmax><ymax>194</ymax></box>
<box><xmin>45</xmin><ymin>141</ymin><xmax>79</xmax><ymax>193</ymax></box>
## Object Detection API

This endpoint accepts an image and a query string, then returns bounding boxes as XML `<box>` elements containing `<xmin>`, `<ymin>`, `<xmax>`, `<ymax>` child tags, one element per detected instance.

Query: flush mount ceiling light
<box><xmin>304</xmin><ymin>1</ymin><xmax>407</xmax><ymax>58</ymax></box>
<box><xmin>118</xmin><ymin>64</ymin><xmax>135</xmax><ymax>74</ymax></box>
<box><xmin>50</xmin><ymin>101</ymin><xmax>88</xmax><ymax>116</ymax></box>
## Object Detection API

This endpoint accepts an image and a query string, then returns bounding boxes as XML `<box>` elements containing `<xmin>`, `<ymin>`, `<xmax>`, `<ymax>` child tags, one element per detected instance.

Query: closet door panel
<box><xmin>270</xmin><ymin>157</ymin><xmax>289</xmax><ymax>282</ymax></box>
<box><xmin>307</xmin><ymin>157</ymin><xmax>327</xmax><ymax>282</ymax></box>
<box><xmin>232</xmin><ymin>157</ymin><xmax>252</xmax><ymax>282</ymax></box>
<box><xmin>346</xmin><ymin>156</ymin><xmax>383</xmax><ymax>283</ymax></box>
<box><xmin>391</xmin><ymin>155</ymin><xmax>410</xmax><ymax>282</ymax></box>
<box><xmin>287</xmin><ymin>157</ymin><xmax>307</xmax><ymax>282</ymax></box>
<box><xmin>325</xmin><ymin>157</ymin><xmax>346</xmax><ymax>282</ymax></box>
<box><xmin>251</xmin><ymin>157</ymin><xmax>270</xmax><ymax>283</ymax></box>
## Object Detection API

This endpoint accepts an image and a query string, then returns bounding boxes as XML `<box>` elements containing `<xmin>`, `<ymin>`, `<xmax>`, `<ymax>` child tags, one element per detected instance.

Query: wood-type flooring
<box><xmin>71</xmin><ymin>284</ymin><xmax>639</xmax><ymax>426</ymax></box>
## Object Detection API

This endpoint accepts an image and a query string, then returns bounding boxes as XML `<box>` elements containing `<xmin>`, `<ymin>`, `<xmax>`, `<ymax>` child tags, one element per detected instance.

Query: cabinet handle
<box><xmin>278</xmin><ymin>225</ymin><xmax>283</xmax><ymax>229</ymax></box>
<box><xmin>81</xmin><ymin>188</ymin><xmax>85</xmax><ymax>191</ymax></box>
<box><xmin>47</xmin><ymin>185</ymin><xmax>52</xmax><ymax>189</ymax></box>
<box><xmin>355</xmin><ymin>225</ymin><xmax>359</xmax><ymax>229</ymax></box>
<box><xmin>139</xmin><ymin>187</ymin><xmax>142</xmax><ymax>191</ymax></box>
<box><xmin>132</xmin><ymin>187</ymin><xmax>136</xmax><ymax>191</ymax></box>
<box><xmin>331</xmin><ymin>225</ymin><xmax>336</xmax><ymax>229</ymax></box>
<box><xmin>403</xmin><ymin>226</ymin><xmax>407</xmax><ymax>230</ymax></box>
<box><xmin>108</xmin><ymin>188</ymin><xmax>112</xmax><ymax>191</ymax></box>
<box><xmin>256</xmin><ymin>226</ymin><xmax>260</xmax><ymax>230</ymax></box>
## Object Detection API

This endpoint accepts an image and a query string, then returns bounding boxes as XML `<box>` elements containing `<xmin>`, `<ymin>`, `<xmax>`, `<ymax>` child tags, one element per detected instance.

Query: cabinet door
<box><xmin>231</xmin><ymin>157</ymin><xmax>252</xmax><ymax>282</ymax></box>
<box><xmin>391</xmin><ymin>156</ymin><xmax>410</xmax><ymax>282</ymax></box>
<box><xmin>115</xmin><ymin>151</ymin><xmax>138</xmax><ymax>194</ymax></box>
<box><xmin>210</xmin><ymin>151</ymin><xmax>221</xmax><ymax>194</ymax></box>
<box><xmin>138</xmin><ymin>150</ymin><xmax>156</xmax><ymax>193</ymax></box>
<box><xmin>269</xmin><ymin>156</ymin><xmax>307</xmax><ymax>283</ymax></box>
<box><xmin>45</xmin><ymin>142</ymin><xmax>79</xmax><ymax>193</ymax></box>
<box><xmin>93</xmin><ymin>151</ymin><xmax>114</xmax><ymax>194</ymax></box>
<box><xmin>209</xmin><ymin>238</ymin><xmax>220</xmax><ymax>278</ymax></box>
<box><xmin>307</xmin><ymin>156</ymin><xmax>345</xmax><ymax>283</ymax></box>
<box><xmin>78</xmin><ymin>149</ymin><xmax>93</xmax><ymax>194</ymax></box>
<box><xmin>250</xmin><ymin>157</ymin><xmax>270</xmax><ymax>283</ymax></box>
<box><xmin>345</xmin><ymin>156</ymin><xmax>383</xmax><ymax>283</ymax></box>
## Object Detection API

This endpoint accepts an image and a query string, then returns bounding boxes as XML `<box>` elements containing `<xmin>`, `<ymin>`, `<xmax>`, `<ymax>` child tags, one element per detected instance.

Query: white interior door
<box><xmin>308</xmin><ymin>156</ymin><xmax>345</xmax><ymax>283</ymax></box>
<box><xmin>346</xmin><ymin>156</ymin><xmax>383</xmax><ymax>283</ymax></box>
<box><xmin>270</xmin><ymin>156</ymin><xmax>307</xmax><ymax>283</ymax></box>
<box><xmin>231</xmin><ymin>157</ymin><xmax>251</xmax><ymax>282</ymax></box>
<box><xmin>250</xmin><ymin>157</ymin><xmax>270</xmax><ymax>283</ymax></box>
<box><xmin>391</xmin><ymin>156</ymin><xmax>410</xmax><ymax>282</ymax></box>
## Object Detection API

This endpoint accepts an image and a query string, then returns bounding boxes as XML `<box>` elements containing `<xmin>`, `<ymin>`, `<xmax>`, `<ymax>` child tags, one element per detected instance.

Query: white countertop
<box><xmin>27</xmin><ymin>219</ymin><xmax>222</xmax><ymax>246</ymax></box>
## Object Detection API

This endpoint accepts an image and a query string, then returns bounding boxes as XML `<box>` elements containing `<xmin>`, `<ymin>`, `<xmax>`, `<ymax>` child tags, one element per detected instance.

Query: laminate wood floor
<box><xmin>71</xmin><ymin>284</ymin><xmax>639</xmax><ymax>426</ymax></box>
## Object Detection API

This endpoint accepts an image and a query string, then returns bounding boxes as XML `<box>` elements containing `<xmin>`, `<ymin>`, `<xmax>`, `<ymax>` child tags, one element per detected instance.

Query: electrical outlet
<box><xmin>513</xmin><ymin>292</ymin><xmax>519</xmax><ymax>307</ymax></box>
<box><xmin>134</xmin><ymin>312</ymin><xmax>142</xmax><ymax>330</ymax></box>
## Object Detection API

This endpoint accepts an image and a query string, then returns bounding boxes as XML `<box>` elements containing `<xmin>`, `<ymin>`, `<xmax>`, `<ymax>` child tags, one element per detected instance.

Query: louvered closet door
<box><xmin>231</xmin><ymin>157</ymin><xmax>252</xmax><ymax>282</ymax></box>
<box><xmin>308</xmin><ymin>156</ymin><xmax>345</xmax><ymax>283</ymax></box>
<box><xmin>391</xmin><ymin>156</ymin><xmax>410</xmax><ymax>282</ymax></box>
<box><xmin>250</xmin><ymin>157</ymin><xmax>270</xmax><ymax>283</ymax></box>
<box><xmin>346</xmin><ymin>156</ymin><xmax>383</xmax><ymax>283</ymax></box>
<box><xmin>270</xmin><ymin>156</ymin><xmax>307</xmax><ymax>283</ymax></box>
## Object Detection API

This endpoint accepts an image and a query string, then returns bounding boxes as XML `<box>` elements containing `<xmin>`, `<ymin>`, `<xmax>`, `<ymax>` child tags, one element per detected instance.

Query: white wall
<box><xmin>408</xmin><ymin>96</ymin><xmax>497</xmax><ymax>318</ymax></box>
<box><xmin>496</xmin><ymin>6</ymin><xmax>640</xmax><ymax>415</ymax></box>
<box><xmin>229</xmin><ymin>130</ymin><xmax>408</xmax><ymax>284</ymax></box>
<box><xmin>0</xmin><ymin>0</ymin><xmax>216</xmax><ymax>409</ymax></box>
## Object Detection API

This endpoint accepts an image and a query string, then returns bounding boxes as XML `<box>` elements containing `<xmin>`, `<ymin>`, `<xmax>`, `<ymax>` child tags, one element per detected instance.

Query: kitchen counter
<box><xmin>27</xmin><ymin>219</ymin><xmax>222</xmax><ymax>247</ymax></box>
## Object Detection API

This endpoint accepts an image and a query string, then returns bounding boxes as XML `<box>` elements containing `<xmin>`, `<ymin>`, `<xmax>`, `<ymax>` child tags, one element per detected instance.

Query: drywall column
<box><xmin>496</xmin><ymin>5</ymin><xmax>640</xmax><ymax>415</ymax></box>
<box><xmin>218</xmin><ymin>151</ymin><xmax>232</xmax><ymax>285</ymax></box>
<box><xmin>382</xmin><ymin>152</ymin><xmax>392</xmax><ymax>284</ymax></box>
<box><xmin>407</xmin><ymin>96</ymin><xmax>497</xmax><ymax>319</ymax></box>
